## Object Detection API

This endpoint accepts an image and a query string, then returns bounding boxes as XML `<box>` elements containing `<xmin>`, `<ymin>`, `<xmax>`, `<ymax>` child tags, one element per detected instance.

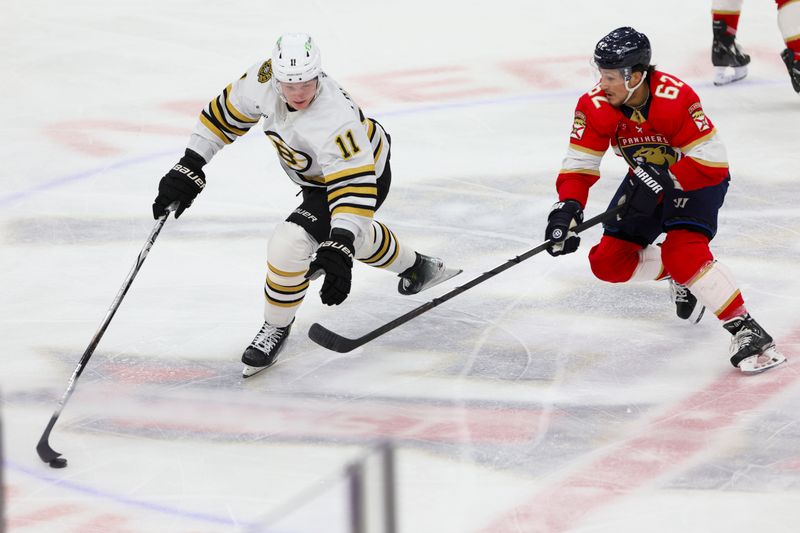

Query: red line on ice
<box><xmin>480</xmin><ymin>329</ymin><xmax>800</xmax><ymax>533</ymax></box>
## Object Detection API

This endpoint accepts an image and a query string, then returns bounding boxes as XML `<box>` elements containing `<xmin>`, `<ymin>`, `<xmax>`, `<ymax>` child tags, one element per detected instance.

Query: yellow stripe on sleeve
<box><xmin>199</xmin><ymin>114</ymin><xmax>232</xmax><ymax>144</ymax></box>
<box><xmin>211</xmin><ymin>99</ymin><xmax>248</xmax><ymax>136</ymax></box>
<box><xmin>327</xmin><ymin>185</ymin><xmax>378</xmax><ymax>202</ymax></box>
<box><xmin>224</xmin><ymin>84</ymin><xmax>259</xmax><ymax>124</ymax></box>
<box><xmin>324</xmin><ymin>164</ymin><xmax>375</xmax><ymax>183</ymax></box>
<box><xmin>332</xmin><ymin>206</ymin><xmax>375</xmax><ymax>218</ymax></box>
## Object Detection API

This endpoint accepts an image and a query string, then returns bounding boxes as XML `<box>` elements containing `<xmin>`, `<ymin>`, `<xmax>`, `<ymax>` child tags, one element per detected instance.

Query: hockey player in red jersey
<box><xmin>545</xmin><ymin>27</ymin><xmax>785</xmax><ymax>374</ymax></box>
<box><xmin>711</xmin><ymin>0</ymin><xmax>800</xmax><ymax>91</ymax></box>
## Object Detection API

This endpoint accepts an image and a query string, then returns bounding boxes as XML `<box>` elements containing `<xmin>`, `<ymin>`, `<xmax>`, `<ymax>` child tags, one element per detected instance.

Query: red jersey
<box><xmin>556</xmin><ymin>70</ymin><xmax>729</xmax><ymax>207</ymax></box>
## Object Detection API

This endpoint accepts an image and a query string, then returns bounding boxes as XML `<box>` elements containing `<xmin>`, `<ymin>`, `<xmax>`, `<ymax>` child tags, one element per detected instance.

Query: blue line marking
<box><xmin>6</xmin><ymin>459</ymin><xmax>254</xmax><ymax>528</ymax></box>
<box><xmin>0</xmin><ymin>76</ymin><xmax>787</xmax><ymax>210</ymax></box>
<box><xmin>0</xmin><ymin>149</ymin><xmax>178</xmax><ymax>208</ymax></box>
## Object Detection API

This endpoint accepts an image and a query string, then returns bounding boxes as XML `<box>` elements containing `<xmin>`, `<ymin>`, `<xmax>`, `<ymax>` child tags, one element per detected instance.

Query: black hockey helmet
<box><xmin>593</xmin><ymin>27</ymin><xmax>651</xmax><ymax>70</ymax></box>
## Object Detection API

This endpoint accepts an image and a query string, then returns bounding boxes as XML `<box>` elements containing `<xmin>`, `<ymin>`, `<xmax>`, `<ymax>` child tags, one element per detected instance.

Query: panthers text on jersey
<box><xmin>557</xmin><ymin>70</ymin><xmax>729</xmax><ymax>207</ymax></box>
<box><xmin>186</xmin><ymin>59</ymin><xmax>390</xmax><ymax>240</ymax></box>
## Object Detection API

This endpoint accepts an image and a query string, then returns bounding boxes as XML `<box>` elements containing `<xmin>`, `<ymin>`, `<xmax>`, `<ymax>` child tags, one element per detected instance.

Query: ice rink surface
<box><xmin>2</xmin><ymin>1</ymin><xmax>800</xmax><ymax>531</ymax></box>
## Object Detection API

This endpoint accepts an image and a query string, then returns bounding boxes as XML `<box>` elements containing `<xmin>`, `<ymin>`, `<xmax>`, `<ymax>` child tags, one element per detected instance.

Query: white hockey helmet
<box><xmin>271</xmin><ymin>33</ymin><xmax>322</xmax><ymax>83</ymax></box>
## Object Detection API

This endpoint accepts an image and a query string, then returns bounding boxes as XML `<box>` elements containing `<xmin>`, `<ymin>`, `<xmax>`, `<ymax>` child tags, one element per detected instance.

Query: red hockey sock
<box><xmin>787</xmin><ymin>37</ymin><xmax>800</xmax><ymax>59</ymax></box>
<box><xmin>713</xmin><ymin>11</ymin><xmax>741</xmax><ymax>34</ymax></box>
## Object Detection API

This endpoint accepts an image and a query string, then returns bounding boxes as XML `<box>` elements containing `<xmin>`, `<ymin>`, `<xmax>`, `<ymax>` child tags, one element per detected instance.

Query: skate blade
<box><xmin>422</xmin><ymin>268</ymin><xmax>463</xmax><ymax>293</ymax></box>
<box><xmin>714</xmin><ymin>66</ymin><xmax>748</xmax><ymax>86</ymax></box>
<box><xmin>689</xmin><ymin>305</ymin><xmax>706</xmax><ymax>325</ymax></box>
<box><xmin>242</xmin><ymin>363</ymin><xmax>271</xmax><ymax>378</ymax></box>
<box><xmin>738</xmin><ymin>346</ymin><xmax>787</xmax><ymax>375</ymax></box>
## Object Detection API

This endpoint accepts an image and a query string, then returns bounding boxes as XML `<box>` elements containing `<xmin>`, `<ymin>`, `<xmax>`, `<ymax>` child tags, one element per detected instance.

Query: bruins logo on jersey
<box><xmin>570</xmin><ymin>111</ymin><xmax>586</xmax><ymax>141</ymax></box>
<box><xmin>258</xmin><ymin>60</ymin><xmax>273</xmax><ymax>83</ymax></box>
<box><xmin>688</xmin><ymin>102</ymin><xmax>710</xmax><ymax>132</ymax></box>
<box><xmin>265</xmin><ymin>131</ymin><xmax>312</xmax><ymax>172</ymax></box>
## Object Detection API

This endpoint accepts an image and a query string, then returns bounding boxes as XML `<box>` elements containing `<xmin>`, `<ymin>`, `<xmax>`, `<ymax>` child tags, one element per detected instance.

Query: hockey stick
<box><xmin>36</xmin><ymin>202</ymin><xmax>178</xmax><ymax>468</ymax></box>
<box><xmin>309</xmin><ymin>205</ymin><xmax>623</xmax><ymax>353</ymax></box>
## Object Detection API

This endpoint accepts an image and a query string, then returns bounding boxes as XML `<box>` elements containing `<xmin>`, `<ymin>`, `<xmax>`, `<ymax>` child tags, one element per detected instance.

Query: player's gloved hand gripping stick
<box><xmin>309</xmin><ymin>205</ymin><xmax>623</xmax><ymax>353</ymax></box>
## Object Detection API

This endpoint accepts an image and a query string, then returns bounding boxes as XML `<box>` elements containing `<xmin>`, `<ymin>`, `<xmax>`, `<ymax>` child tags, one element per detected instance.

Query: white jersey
<box><xmin>187</xmin><ymin>59</ymin><xmax>390</xmax><ymax>240</ymax></box>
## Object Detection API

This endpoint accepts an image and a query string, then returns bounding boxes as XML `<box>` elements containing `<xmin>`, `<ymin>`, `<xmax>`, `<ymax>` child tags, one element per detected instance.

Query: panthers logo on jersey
<box><xmin>631</xmin><ymin>145</ymin><xmax>678</xmax><ymax>167</ymax></box>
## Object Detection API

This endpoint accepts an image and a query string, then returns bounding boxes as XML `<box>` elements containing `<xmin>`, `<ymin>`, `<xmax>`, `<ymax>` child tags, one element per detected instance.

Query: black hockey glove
<box><xmin>152</xmin><ymin>149</ymin><xmax>207</xmax><ymax>219</ymax></box>
<box><xmin>545</xmin><ymin>199</ymin><xmax>584</xmax><ymax>257</ymax></box>
<box><xmin>618</xmin><ymin>163</ymin><xmax>673</xmax><ymax>219</ymax></box>
<box><xmin>306</xmin><ymin>229</ymin><xmax>355</xmax><ymax>306</ymax></box>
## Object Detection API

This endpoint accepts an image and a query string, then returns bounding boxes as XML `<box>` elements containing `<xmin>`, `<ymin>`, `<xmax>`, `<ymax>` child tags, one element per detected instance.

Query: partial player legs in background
<box><xmin>780</xmin><ymin>48</ymin><xmax>800</xmax><ymax>92</ymax></box>
<box><xmin>354</xmin><ymin>219</ymin><xmax>462</xmax><ymax>295</ymax></box>
<box><xmin>778</xmin><ymin>0</ymin><xmax>800</xmax><ymax>92</ymax></box>
<box><xmin>711</xmin><ymin>0</ymin><xmax>750</xmax><ymax>85</ymax></box>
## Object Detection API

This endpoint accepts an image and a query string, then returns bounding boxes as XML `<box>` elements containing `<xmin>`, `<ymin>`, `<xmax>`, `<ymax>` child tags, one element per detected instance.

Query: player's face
<box><xmin>279</xmin><ymin>79</ymin><xmax>318</xmax><ymax>109</ymax></box>
<box><xmin>598</xmin><ymin>68</ymin><xmax>629</xmax><ymax>106</ymax></box>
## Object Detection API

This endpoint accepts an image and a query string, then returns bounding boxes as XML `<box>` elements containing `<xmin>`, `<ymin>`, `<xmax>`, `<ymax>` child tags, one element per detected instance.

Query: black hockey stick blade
<box><xmin>308</xmin><ymin>205</ymin><xmax>622</xmax><ymax>353</ymax></box>
<box><xmin>36</xmin><ymin>416</ymin><xmax>62</xmax><ymax>463</ymax></box>
<box><xmin>35</xmin><ymin>203</ymin><xmax>177</xmax><ymax>466</ymax></box>
<box><xmin>309</xmin><ymin>322</ymin><xmax>364</xmax><ymax>353</ymax></box>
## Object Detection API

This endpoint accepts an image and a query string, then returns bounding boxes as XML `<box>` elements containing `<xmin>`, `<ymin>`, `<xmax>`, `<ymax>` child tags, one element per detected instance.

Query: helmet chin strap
<box><xmin>622</xmin><ymin>70</ymin><xmax>648</xmax><ymax>105</ymax></box>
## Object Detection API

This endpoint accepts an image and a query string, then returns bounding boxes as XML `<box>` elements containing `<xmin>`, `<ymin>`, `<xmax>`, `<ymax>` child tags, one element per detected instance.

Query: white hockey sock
<box><xmin>686</xmin><ymin>260</ymin><xmax>743</xmax><ymax>318</ymax></box>
<box><xmin>628</xmin><ymin>244</ymin><xmax>665</xmax><ymax>282</ymax></box>
<box><xmin>355</xmin><ymin>220</ymin><xmax>416</xmax><ymax>274</ymax></box>
<box><xmin>264</xmin><ymin>222</ymin><xmax>315</xmax><ymax>327</ymax></box>
<box><xmin>712</xmin><ymin>0</ymin><xmax>744</xmax><ymax>15</ymax></box>
<box><xmin>778</xmin><ymin>1</ymin><xmax>800</xmax><ymax>44</ymax></box>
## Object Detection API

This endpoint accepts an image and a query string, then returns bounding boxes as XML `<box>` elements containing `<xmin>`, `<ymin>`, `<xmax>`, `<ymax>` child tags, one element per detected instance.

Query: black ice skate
<box><xmin>722</xmin><ymin>314</ymin><xmax>786</xmax><ymax>374</ymax></box>
<box><xmin>397</xmin><ymin>253</ymin><xmax>462</xmax><ymax>295</ymax></box>
<box><xmin>712</xmin><ymin>20</ymin><xmax>750</xmax><ymax>86</ymax></box>
<box><xmin>669</xmin><ymin>279</ymin><xmax>705</xmax><ymax>324</ymax></box>
<box><xmin>780</xmin><ymin>48</ymin><xmax>800</xmax><ymax>93</ymax></box>
<box><xmin>241</xmin><ymin>320</ymin><xmax>293</xmax><ymax>378</ymax></box>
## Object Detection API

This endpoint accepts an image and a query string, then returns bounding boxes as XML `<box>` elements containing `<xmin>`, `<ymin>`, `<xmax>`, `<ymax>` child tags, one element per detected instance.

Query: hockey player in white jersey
<box><xmin>152</xmin><ymin>33</ymin><xmax>460</xmax><ymax>377</ymax></box>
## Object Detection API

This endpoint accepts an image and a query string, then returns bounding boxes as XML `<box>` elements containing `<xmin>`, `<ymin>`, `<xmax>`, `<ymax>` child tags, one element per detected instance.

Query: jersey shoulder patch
<box><xmin>257</xmin><ymin>60</ymin><xmax>273</xmax><ymax>83</ymax></box>
<box><xmin>687</xmin><ymin>102</ymin><xmax>711</xmax><ymax>132</ymax></box>
<box><xmin>570</xmin><ymin>110</ymin><xmax>587</xmax><ymax>140</ymax></box>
